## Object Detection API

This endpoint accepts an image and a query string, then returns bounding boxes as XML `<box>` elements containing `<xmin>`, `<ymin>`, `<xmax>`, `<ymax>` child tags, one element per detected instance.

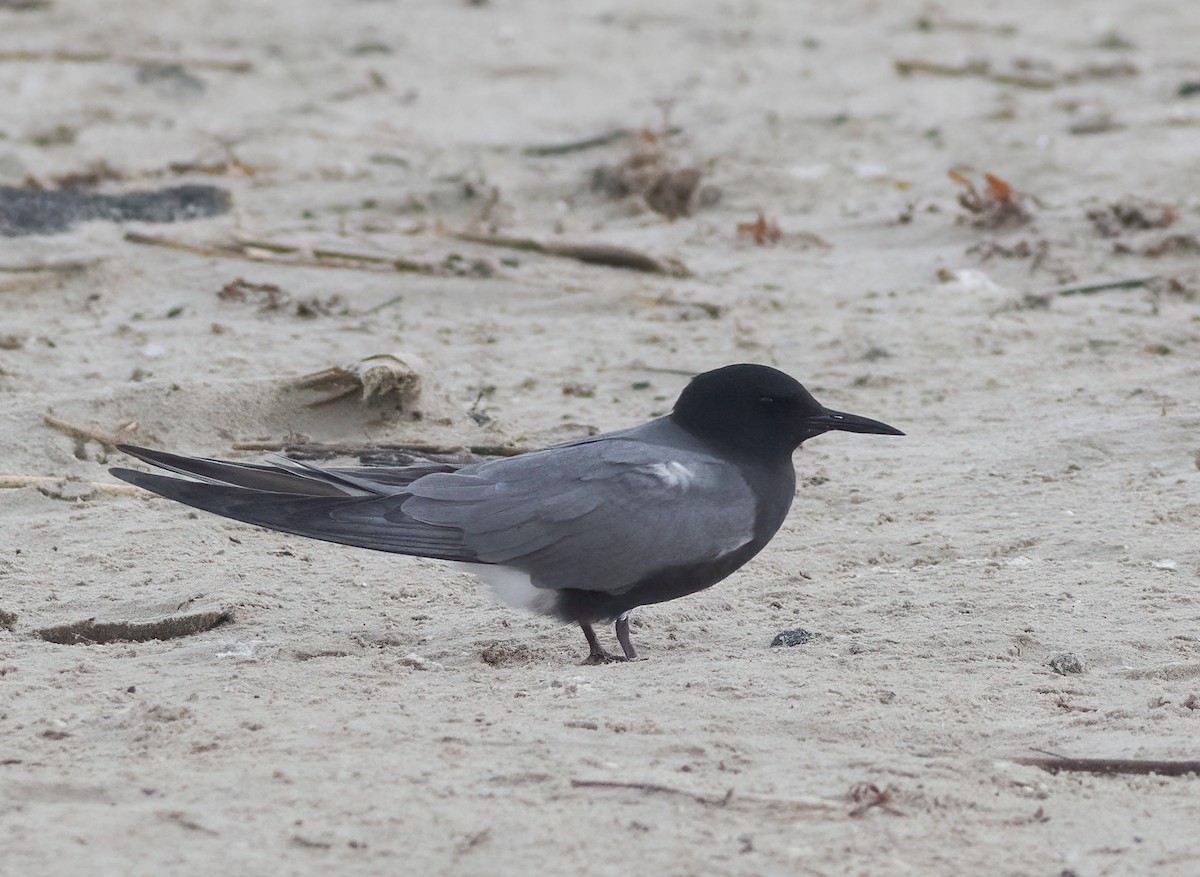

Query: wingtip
<box><xmin>108</xmin><ymin>466</ymin><xmax>156</xmax><ymax>489</ymax></box>
<box><xmin>114</xmin><ymin>443</ymin><xmax>154</xmax><ymax>458</ymax></box>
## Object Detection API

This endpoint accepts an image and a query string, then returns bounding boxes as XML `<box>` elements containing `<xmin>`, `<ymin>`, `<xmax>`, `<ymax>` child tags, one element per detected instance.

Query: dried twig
<box><xmin>42</xmin><ymin>414</ymin><xmax>119</xmax><ymax>450</ymax></box>
<box><xmin>126</xmin><ymin>230</ymin><xmax>446</xmax><ymax>274</ymax></box>
<box><xmin>36</xmin><ymin>610</ymin><xmax>232</xmax><ymax>645</ymax></box>
<box><xmin>449</xmin><ymin>232</ymin><xmax>689</xmax><ymax>277</ymax></box>
<box><xmin>570</xmin><ymin>778</ymin><xmax>733</xmax><ymax>807</ymax></box>
<box><xmin>1016</xmin><ymin>757</ymin><xmax>1200</xmax><ymax>776</ymax></box>
<box><xmin>0</xmin><ymin>475</ymin><xmax>149</xmax><ymax>497</ymax></box>
<box><xmin>124</xmin><ymin>232</ymin><xmax>238</xmax><ymax>259</ymax></box>
<box><xmin>1051</xmin><ymin>276</ymin><xmax>1159</xmax><ymax>297</ymax></box>
<box><xmin>736</xmin><ymin>213</ymin><xmax>782</xmax><ymax>246</ymax></box>
<box><xmin>949</xmin><ymin>169</ymin><xmax>1031</xmax><ymax>228</ymax></box>
<box><xmin>523</xmin><ymin>129</ymin><xmax>634</xmax><ymax>157</ymax></box>
<box><xmin>848</xmin><ymin>783</ymin><xmax>901</xmax><ymax>817</ymax></box>
<box><xmin>523</xmin><ymin>126</ymin><xmax>683</xmax><ymax>157</ymax></box>
<box><xmin>125</xmin><ymin>232</ymin><xmax>441</xmax><ymax>274</ymax></box>
<box><xmin>894</xmin><ymin>58</ymin><xmax>1055</xmax><ymax>89</ymax></box>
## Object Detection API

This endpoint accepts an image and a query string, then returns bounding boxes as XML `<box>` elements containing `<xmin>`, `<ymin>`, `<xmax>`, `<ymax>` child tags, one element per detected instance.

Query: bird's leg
<box><xmin>615</xmin><ymin>611</ymin><xmax>637</xmax><ymax>660</ymax></box>
<box><xmin>580</xmin><ymin>622</ymin><xmax>625</xmax><ymax>665</ymax></box>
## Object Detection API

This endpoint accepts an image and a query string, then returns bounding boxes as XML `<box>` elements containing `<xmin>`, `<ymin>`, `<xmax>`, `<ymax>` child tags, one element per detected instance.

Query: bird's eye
<box><xmin>759</xmin><ymin>396</ymin><xmax>777</xmax><ymax>404</ymax></box>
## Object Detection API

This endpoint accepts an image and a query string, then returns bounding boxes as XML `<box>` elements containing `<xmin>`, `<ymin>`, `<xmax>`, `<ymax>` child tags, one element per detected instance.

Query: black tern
<box><xmin>110</xmin><ymin>364</ymin><xmax>902</xmax><ymax>662</ymax></box>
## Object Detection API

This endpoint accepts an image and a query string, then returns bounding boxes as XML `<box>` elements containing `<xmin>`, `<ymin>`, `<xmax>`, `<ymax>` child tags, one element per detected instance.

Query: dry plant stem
<box><xmin>125</xmin><ymin>232</ymin><xmax>440</xmax><ymax>274</ymax></box>
<box><xmin>523</xmin><ymin>126</ymin><xmax>683</xmax><ymax>156</ymax></box>
<box><xmin>124</xmin><ymin>232</ymin><xmax>239</xmax><ymax>259</ymax></box>
<box><xmin>0</xmin><ymin>475</ymin><xmax>149</xmax><ymax>497</ymax></box>
<box><xmin>1053</xmin><ymin>276</ymin><xmax>1159</xmax><ymax>296</ymax></box>
<box><xmin>522</xmin><ymin>129</ymin><xmax>631</xmax><ymax>156</ymax></box>
<box><xmin>35</xmin><ymin>611</ymin><xmax>232</xmax><ymax>645</ymax></box>
<box><xmin>0</xmin><ymin>260</ymin><xmax>99</xmax><ymax>274</ymax></box>
<box><xmin>1017</xmin><ymin>757</ymin><xmax>1200</xmax><ymax>776</ymax></box>
<box><xmin>42</xmin><ymin>414</ymin><xmax>119</xmax><ymax>450</ymax></box>
<box><xmin>449</xmin><ymin>232</ymin><xmax>688</xmax><ymax>276</ymax></box>
<box><xmin>894</xmin><ymin>58</ymin><xmax>1055</xmax><ymax>89</ymax></box>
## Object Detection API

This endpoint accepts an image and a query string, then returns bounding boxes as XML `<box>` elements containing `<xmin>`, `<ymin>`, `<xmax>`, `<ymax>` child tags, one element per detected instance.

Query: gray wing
<box><xmin>110</xmin><ymin>445</ymin><xmax>478</xmax><ymax>561</ymax></box>
<box><xmin>114</xmin><ymin>445</ymin><xmax>462</xmax><ymax>496</ymax></box>
<box><xmin>401</xmin><ymin>439</ymin><xmax>757</xmax><ymax>593</ymax></box>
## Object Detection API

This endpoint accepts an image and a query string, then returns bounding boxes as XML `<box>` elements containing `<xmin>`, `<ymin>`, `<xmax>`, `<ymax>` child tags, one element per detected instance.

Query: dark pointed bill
<box><xmin>807</xmin><ymin>408</ymin><xmax>905</xmax><ymax>436</ymax></box>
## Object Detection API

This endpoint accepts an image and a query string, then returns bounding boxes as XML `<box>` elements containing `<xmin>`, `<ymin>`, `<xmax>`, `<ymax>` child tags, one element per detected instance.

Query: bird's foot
<box><xmin>582</xmin><ymin>649</ymin><xmax>629</xmax><ymax>666</ymax></box>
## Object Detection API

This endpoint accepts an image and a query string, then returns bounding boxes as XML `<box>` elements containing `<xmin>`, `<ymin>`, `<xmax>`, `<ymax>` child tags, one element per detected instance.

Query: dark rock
<box><xmin>771</xmin><ymin>628</ymin><xmax>817</xmax><ymax>647</ymax></box>
<box><xmin>0</xmin><ymin>184</ymin><xmax>231</xmax><ymax>236</ymax></box>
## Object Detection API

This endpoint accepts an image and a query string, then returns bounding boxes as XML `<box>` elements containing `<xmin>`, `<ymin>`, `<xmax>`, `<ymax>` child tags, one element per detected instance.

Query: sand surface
<box><xmin>3</xmin><ymin>1</ymin><xmax>1200</xmax><ymax>874</ymax></box>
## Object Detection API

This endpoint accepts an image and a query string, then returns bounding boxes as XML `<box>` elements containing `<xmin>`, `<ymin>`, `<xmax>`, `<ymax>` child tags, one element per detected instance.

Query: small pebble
<box><xmin>1048</xmin><ymin>653</ymin><xmax>1085</xmax><ymax>675</ymax></box>
<box><xmin>771</xmin><ymin>629</ymin><xmax>817</xmax><ymax>647</ymax></box>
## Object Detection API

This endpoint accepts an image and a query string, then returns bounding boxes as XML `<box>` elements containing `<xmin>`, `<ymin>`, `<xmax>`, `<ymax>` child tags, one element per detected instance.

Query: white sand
<box><xmin>2</xmin><ymin>1</ymin><xmax>1199</xmax><ymax>874</ymax></box>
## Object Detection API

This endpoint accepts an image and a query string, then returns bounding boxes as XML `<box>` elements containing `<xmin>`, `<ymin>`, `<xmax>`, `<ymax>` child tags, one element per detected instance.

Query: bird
<box><xmin>110</xmin><ymin>364</ymin><xmax>903</xmax><ymax>663</ymax></box>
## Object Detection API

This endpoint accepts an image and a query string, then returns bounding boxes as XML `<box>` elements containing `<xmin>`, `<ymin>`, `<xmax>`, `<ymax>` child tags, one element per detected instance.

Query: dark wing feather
<box><xmin>115</xmin><ymin>444</ymin><xmax>462</xmax><ymax>496</ymax></box>
<box><xmin>110</xmin><ymin>467</ymin><xmax>478</xmax><ymax>561</ymax></box>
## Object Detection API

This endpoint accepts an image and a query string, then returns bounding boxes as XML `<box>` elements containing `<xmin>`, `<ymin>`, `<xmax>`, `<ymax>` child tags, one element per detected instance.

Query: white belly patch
<box><xmin>450</xmin><ymin>562</ymin><xmax>557</xmax><ymax>615</ymax></box>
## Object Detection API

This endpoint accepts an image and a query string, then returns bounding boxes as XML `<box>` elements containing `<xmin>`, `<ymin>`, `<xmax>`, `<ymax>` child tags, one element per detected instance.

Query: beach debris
<box><xmin>127</xmin><ymin>232</ymin><xmax>484</xmax><ymax>276</ymax></box>
<box><xmin>1047</xmin><ymin>652</ymin><xmax>1084</xmax><ymax>675</ymax></box>
<box><xmin>644</xmin><ymin>168</ymin><xmax>704</xmax><ymax>220</ymax></box>
<box><xmin>632</xmin><ymin>292</ymin><xmax>722</xmax><ymax>320</ymax></box>
<box><xmin>43</xmin><ymin>413</ymin><xmax>138</xmax><ymax>455</ymax></box>
<box><xmin>399</xmin><ymin>653</ymin><xmax>444</xmax><ymax>671</ymax></box>
<box><xmin>217</xmin><ymin>277</ymin><xmax>347</xmax><ymax>317</ymax></box>
<box><xmin>218</xmin><ymin>277</ymin><xmax>287</xmax><ymax>308</ymax></box>
<box><xmin>737</xmin><ymin>213</ymin><xmax>782</xmax><ymax>246</ymax></box>
<box><xmin>480</xmin><ymin>642</ymin><xmax>541</xmax><ymax>665</ymax></box>
<box><xmin>0</xmin><ymin>609</ymin><xmax>16</xmax><ymax>632</ymax></box>
<box><xmin>524</xmin><ymin>126</ymin><xmax>681</xmax><ymax>157</ymax></box>
<box><xmin>36</xmin><ymin>609</ymin><xmax>232</xmax><ymax>645</ymax></box>
<box><xmin>0</xmin><ymin>184</ymin><xmax>231</xmax><ymax>236</ymax></box>
<box><xmin>290</xmin><ymin>352</ymin><xmax>426</xmax><ymax>411</ymax></box>
<box><xmin>448</xmin><ymin>231</ymin><xmax>689</xmax><ymax>276</ymax></box>
<box><xmin>848</xmin><ymin>783</ymin><xmax>901</xmax><ymax>817</ymax></box>
<box><xmin>0</xmin><ymin>474</ymin><xmax>149</xmax><ymax>499</ymax></box>
<box><xmin>913</xmin><ymin>8</ymin><xmax>1016</xmax><ymax>35</ymax></box>
<box><xmin>966</xmin><ymin>238</ymin><xmax>1075</xmax><ymax>282</ymax></box>
<box><xmin>561</xmin><ymin>382</ymin><xmax>596</xmax><ymax>399</ymax></box>
<box><xmin>770</xmin><ymin>629</ymin><xmax>817</xmax><ymax>647</ymax></box>
<box><xmin>30</xmin><ymin>160</ymin><xmax>125</xmax><ymax>188</ymax></box>
<box><xmin>0</xmin><ymin>258</ymin><xmax>98</xmax><ymax>275</ymax></box>
<box><xmin>894</xmin><ymin>57</ymin><xmax>1054</xmax><ymax>90</ymax></box>
<box><xmin>590</xmin><ymin>128</ymin><xmax>710</xmax><ymax>219</ymax></box>
<box><xmin>1087</xmin><ymin>197</ymin><xmax>1177</xmax><ymax>237</ymax></box>
<box><xmin>895</xmin><ymin>57</ymin><xmax>1137</xmax><ymax>89</ymax></box>
<box><xmin>949</xmin><ymin>169</ymin><xmax>1031</xmax><ymax>229</ymax></box>
<box><xmin>1040</xmin><ymin>275</ymin><xmax>1160</xmax><ymax>299</ymax></box>
<box><xmin>1117</xmin><ymin>234</ymin><xmax>1200</xmax><ymax>258</ymax></box>
<box><xmin>1016</xmin><ymin>757</ymin><xmax>1200</xmax><ymax>777</ymax></box>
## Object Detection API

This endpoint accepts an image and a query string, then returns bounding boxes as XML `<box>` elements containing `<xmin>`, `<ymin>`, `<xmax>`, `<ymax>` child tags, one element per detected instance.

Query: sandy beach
<box><xmin>2</xmin><ymin>1</ymin><xmax>1199</xmax><ymax>874</ymax></box>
